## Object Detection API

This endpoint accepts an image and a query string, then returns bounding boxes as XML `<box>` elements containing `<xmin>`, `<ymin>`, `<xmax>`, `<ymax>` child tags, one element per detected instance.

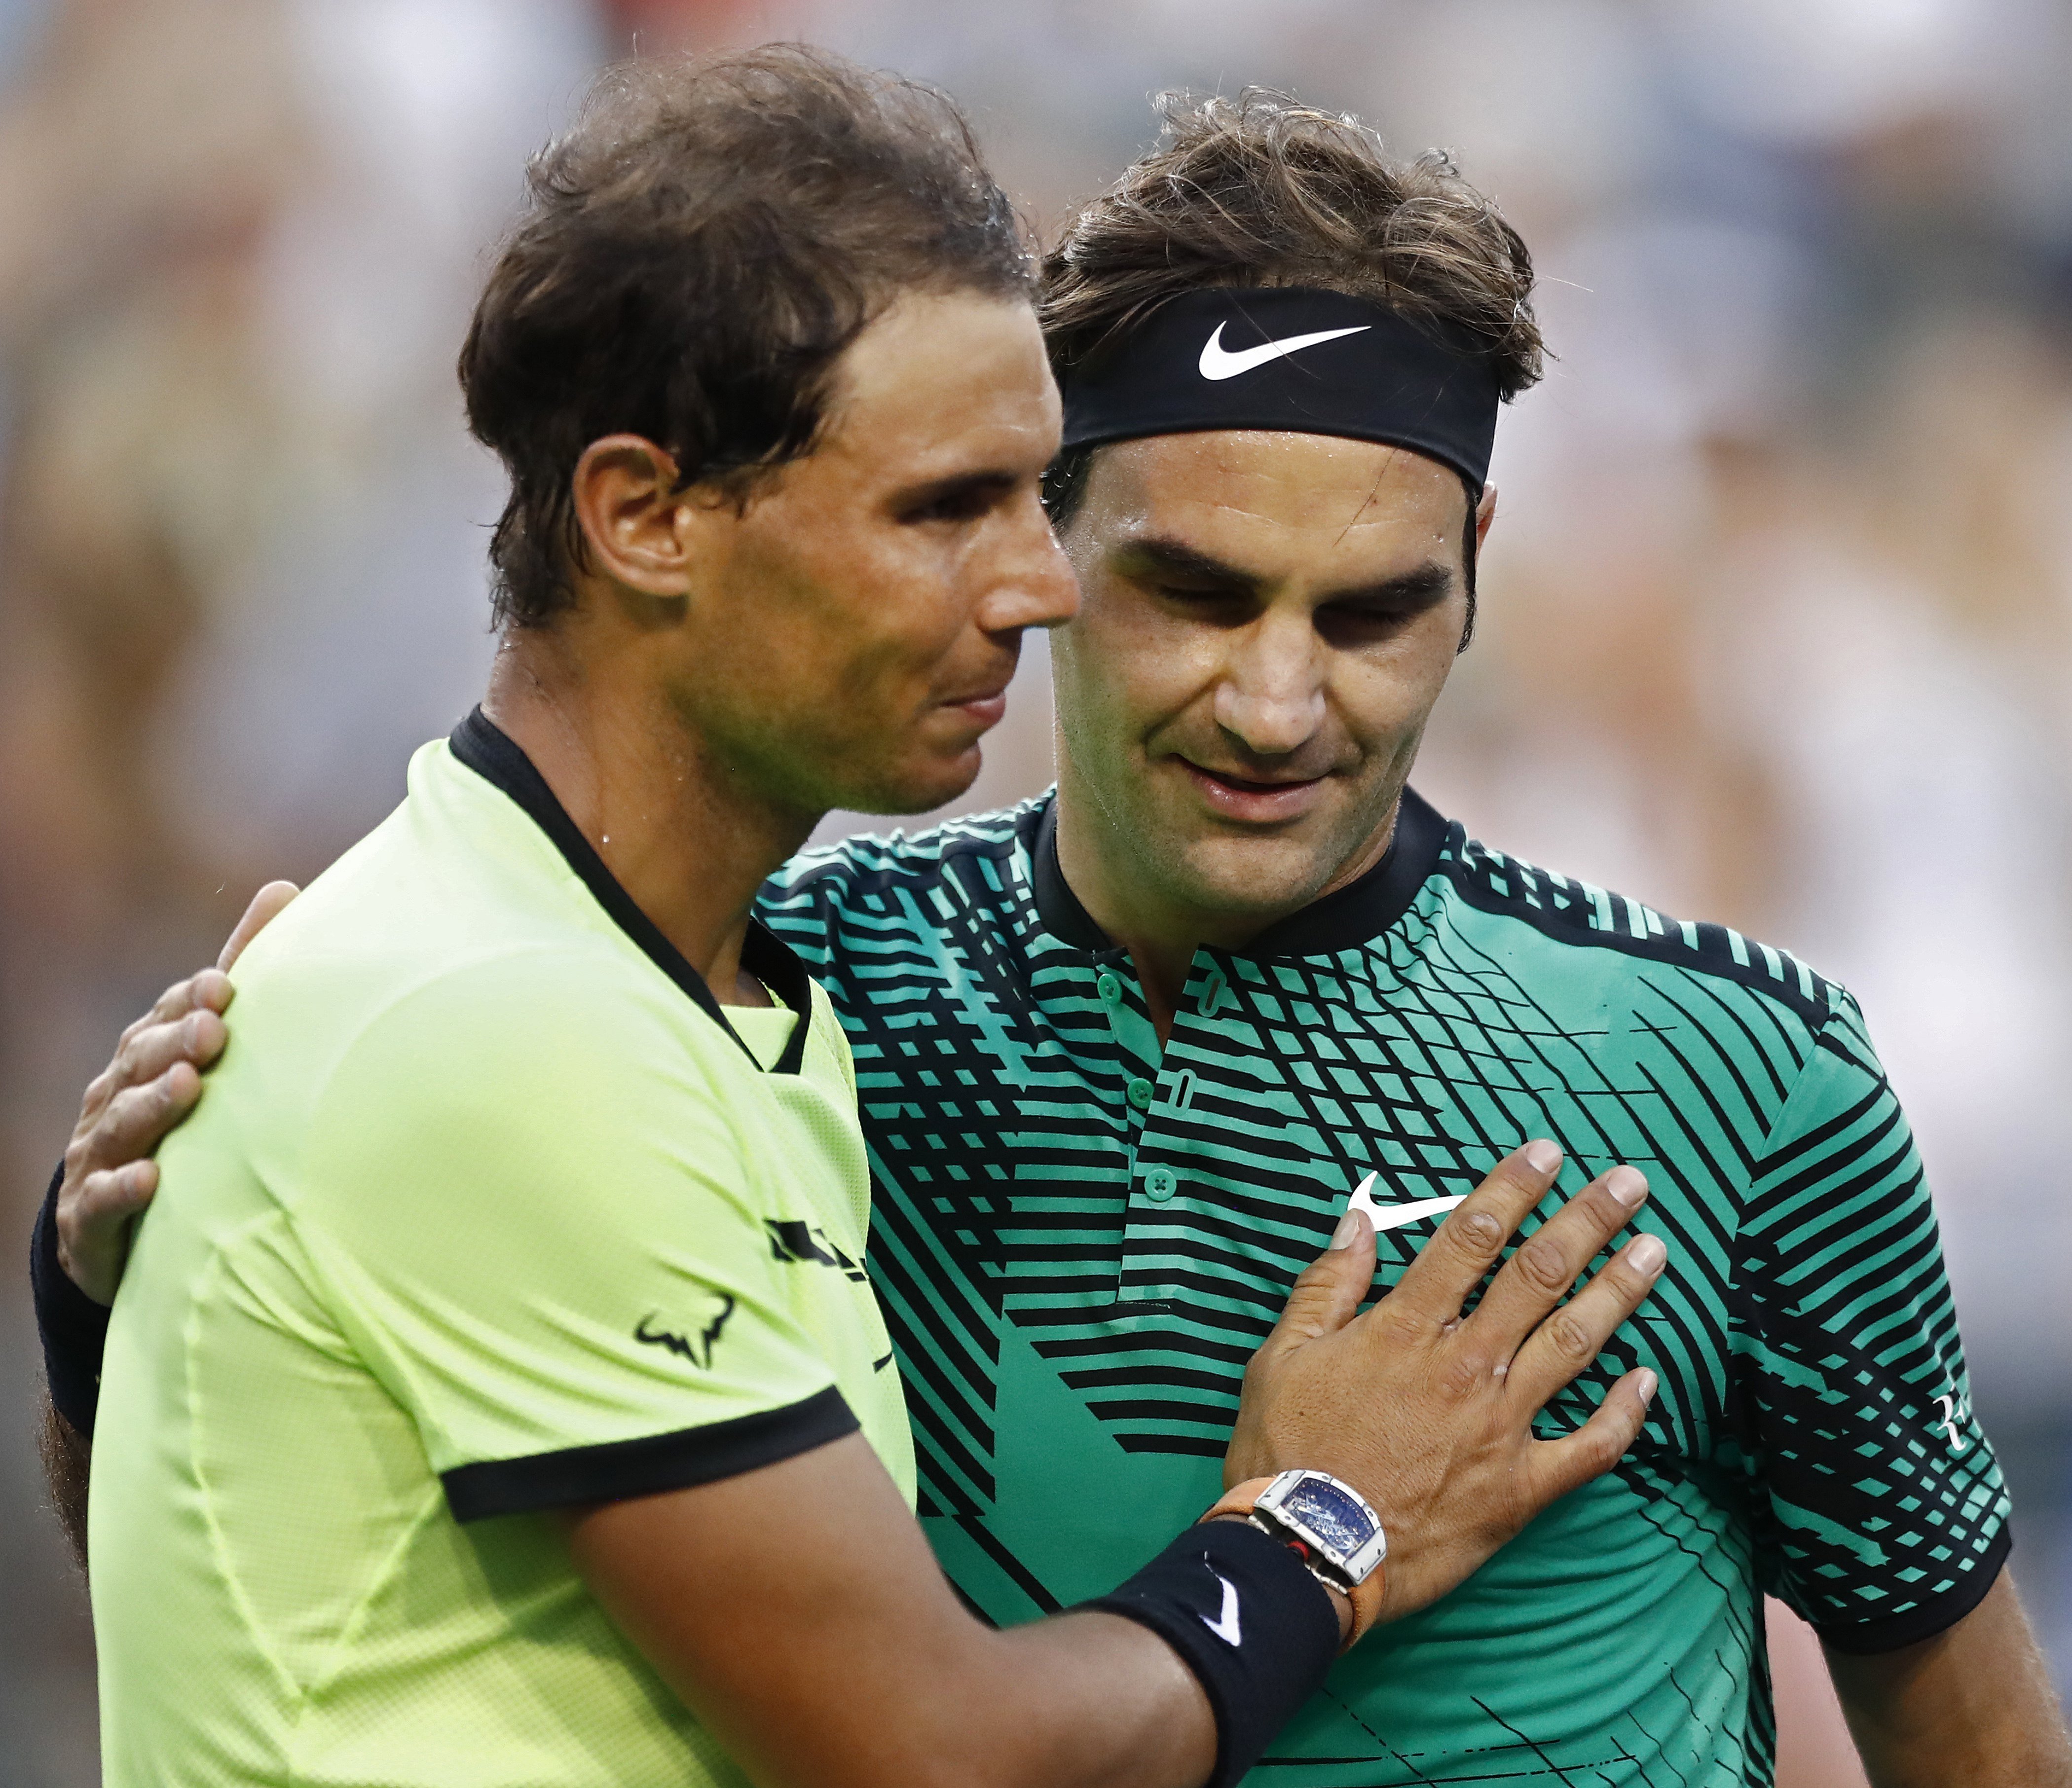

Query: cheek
<box><xmin>1338</xmin><ymin>626</ymin><xmax>1459</xmax><ymax>759</ymax></box>
<box><xmin>1056</xmin><ymin>585</ymin><xmax>1217</xmax><ymax>744</ymax></box>
<box><xmin>734</xmin><ymin>529</ymin><xmax>963</xmax><ymax>711</ymax></box>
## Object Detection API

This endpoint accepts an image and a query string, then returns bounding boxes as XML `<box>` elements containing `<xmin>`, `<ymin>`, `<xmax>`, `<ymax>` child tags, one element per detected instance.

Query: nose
<box><xmin>969</xmin><ymin>489</ymin><xmax>1085</xmax><ymax>638</ymax></box>
<box><xmin>1213</xmin><ymin>611</ymin><xmax>1327</xmax><ymax>757</ymax></box>
<box><xmin>974</xmin><ymin>490</ymin><xmax>1080</xmax><ymax>635</ymax></box>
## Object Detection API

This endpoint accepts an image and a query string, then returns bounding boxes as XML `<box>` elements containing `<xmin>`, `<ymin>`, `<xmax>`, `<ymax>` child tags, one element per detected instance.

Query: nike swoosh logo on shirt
<box><xmin>1199</xmin><ymin>1565</ymin><xmax>1243</xmax><ymax>1646</ymax></box>
<box><xmin>1346</xmin><ymin>1170</ymin><xmax>1467</xmax><ymax>1233</ymax></box>
<box><xmin>1198</xmin><ymin>321</ymin><xmax>1372</xmax><ymax>380</ymax></box>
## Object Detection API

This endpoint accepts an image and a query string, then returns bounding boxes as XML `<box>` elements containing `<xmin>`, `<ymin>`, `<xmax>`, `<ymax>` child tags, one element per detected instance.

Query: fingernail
<box><xmin>1331</xmin><ymin>1208</ymin><xmax>1365</xmax><ymax>1249</ymax></box>
<box><xmin>1628</xmin><ymin>1233</ymin><xmax>1666</xmax><ymax>1274</ymax></box>
<box><xmin>1607</xmin><ymin>1168</ymin><xmax>1648</xmax><ymax>1209</ymax></box>
<box><xmin>1636</xmin><ymin>1368</ymin><xmax>1658</xmax><ymax>1408</ymax></box>
<box><xmin>1522</xmin><ymin>1138</ymin><xmax>1561</xmax><ymax>1176</ymax></box>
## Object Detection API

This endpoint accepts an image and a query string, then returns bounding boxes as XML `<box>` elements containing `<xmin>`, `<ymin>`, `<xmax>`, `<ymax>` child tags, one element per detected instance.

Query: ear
<box><xmin>570</xmin><ymin>435</ymin><xmax>715</xmax><ymax>598</ymax></box>
<box><xmin>1474</xmin><ymin>483</ymin><xmax>1498</xmax><ymax>552</ymax></box>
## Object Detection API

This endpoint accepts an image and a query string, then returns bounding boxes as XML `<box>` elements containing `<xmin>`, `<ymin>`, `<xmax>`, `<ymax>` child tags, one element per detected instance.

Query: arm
<box><xmin>1728</xmin><ymin>997</ymin><xmax>2060</xmax><ymax>1780</ymax></box>
<box><xmin>570</xmin><ymin>1146</ymin><xmax>1667</xmax><ymax>1787</ymax></box>
<box><xmin>1828</xmin><ymin>1571</ymin><xmax>2072</xmax><ymax>1788</ymax></box>
<box><xmin>53</xmin><ymin>881</ymin><xmax>297</xmax><ymax>1303</ymax></box>
<box><xmin>571</xmin><ymin>1431</ymin><xmax>1221</xmax><ymax>1788</ymax></box>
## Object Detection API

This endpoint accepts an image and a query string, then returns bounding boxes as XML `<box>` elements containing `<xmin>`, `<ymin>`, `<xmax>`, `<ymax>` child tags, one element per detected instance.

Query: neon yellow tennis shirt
<box><xmin>89</xmin><ymin>711</ymin><xmax>915</xmax><ymax>1787</ymax></box>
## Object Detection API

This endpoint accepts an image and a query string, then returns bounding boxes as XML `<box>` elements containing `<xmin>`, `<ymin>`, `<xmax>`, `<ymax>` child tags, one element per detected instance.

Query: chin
<box><xmin>1163</xmin><ymin>829</ymin><xmax>1348</xmax><ymax>919</ymax></box>
<box><xmin>829</xmin><ymin>742</ymin><xmax>985</xmax><ymax>819</ymax></box>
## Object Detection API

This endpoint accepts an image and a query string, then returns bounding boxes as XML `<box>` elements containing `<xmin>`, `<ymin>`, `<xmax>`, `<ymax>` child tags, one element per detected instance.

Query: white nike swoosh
<box><xmin>1199</xmin><ymin>1566</ymin><xmax>1243</xmax><ymax>1646</ymax></box>
<box><xmin>1198</xmin><ymin>321</ymin><xmax>1371</xmax><ymax>381</ymax></box>
<box><xmin>1346</xmin><ymin>1170</ymin><xmax>1467</xmax><ymax>1234</ymax></box>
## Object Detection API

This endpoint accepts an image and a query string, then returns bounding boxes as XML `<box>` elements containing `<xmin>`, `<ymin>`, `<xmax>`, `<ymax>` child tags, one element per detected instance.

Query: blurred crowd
<box><xmin>2</xmin><ymin>2</ymin><xmax>2068</xmax><ymax>1783</ymax></box>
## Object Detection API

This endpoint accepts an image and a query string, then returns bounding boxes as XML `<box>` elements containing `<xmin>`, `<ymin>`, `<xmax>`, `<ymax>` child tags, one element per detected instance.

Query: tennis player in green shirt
<box><xmin>28</xmin><ymin>45</ymin><xmax>1669</xmax><ymax>1788</ymax></box>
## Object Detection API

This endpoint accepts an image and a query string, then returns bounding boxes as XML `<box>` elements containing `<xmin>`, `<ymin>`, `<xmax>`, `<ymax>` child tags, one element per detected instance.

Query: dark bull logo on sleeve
<box><xmin>765</xmin><ymin>1219</ymin><xmax>870</xmax><ymax>1284</ymax></box>
<box><xmin>634</xmin><ymin>1292</ymin><xmax>736</xmax><ymax>1369</ymax></box>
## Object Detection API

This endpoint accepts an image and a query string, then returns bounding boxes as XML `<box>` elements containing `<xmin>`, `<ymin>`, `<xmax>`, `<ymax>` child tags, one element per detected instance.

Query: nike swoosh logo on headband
<box><xmin>1198</xmin><ymin>321</ymin><xmax>1371</xmax><ymax>381</ymax></box>
<box><xmin>1346</xmin><ymin>1170</ymin><xmax>1467</xmax><ymax>1234</ymax></box>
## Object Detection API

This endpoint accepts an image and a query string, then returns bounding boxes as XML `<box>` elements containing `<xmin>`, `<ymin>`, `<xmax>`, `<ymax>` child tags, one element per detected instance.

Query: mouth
<box><xmin>1179</xmin><ymin>759</ymin><xmax>1330</xmax><ymax>823</ymax></box>
<box><xmin>939</xmin><ymin>685</ymin><xmax>1010</xmax><ymax>730</ymax></box>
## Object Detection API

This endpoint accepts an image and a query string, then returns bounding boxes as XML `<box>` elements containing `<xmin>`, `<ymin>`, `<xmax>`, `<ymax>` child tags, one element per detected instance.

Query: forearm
<box><xmin>1830</xmin><ymin>1572</ymin><xmax>2072</xmax><ymax>1788</ymax></box>
<box><xmin>850</xmin><ymin>1608</ymin><xmax>1218</xmax><ymax>1788</ymax></box>
<box><xmin>594</xmin><ymin>1578</ymin><xmax>1220</xmax><ymax>1788</ymax></box>
<box><xmin>574</xmin><ymin>1439</ymin><xmax>1225</xmax><ymax>1788</ymax></box>
<box><xmin>37</xmin><ymin>1394</ymin><xmax>92</xmax><ymax>1572</ymax></box>
<box><xmin>32</xmin><ymin>1160</ymin><xmax>112</xmax><ymax>1435</ymax></box>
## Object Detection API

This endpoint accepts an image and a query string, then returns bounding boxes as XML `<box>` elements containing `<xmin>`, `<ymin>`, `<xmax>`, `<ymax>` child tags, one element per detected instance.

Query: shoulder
<box><xmin>230</xmin><ymin>880</ymin><xmax>747</xmax><ymax>1180</ymax></box>
<box><xmin>757</xmin><ymin>798</ymin><xmax>1046</xmax><ymax>962</ymax></box>
<box><xmin>1425</xmin><ymin>821</ymin><xmax>1850</xmax><ymax>1044</ymax></box>
<box><xmin>765</xmin><ymin>797</ymin><xmax>1043</xmax><ymax>901</ymax></box>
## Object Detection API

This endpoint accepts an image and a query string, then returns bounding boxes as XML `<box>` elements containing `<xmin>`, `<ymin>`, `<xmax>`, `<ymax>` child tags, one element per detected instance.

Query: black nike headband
<box><xmin>1057</xmin><ymin>287</ymin><xmax>1505</xmax><ymax>494</ymax></box>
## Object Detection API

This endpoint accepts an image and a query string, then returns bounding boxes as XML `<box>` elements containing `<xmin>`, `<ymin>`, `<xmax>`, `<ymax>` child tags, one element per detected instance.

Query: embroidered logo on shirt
<box><xmin>635</xmin><ymin>1294</ymin><xmax>735</xmax><ymax>1369</ymax></box>
<box><xmin>1934</xmin><ymin>1392</ymin><xmax>1972</xmax><ymax>1454</ymax></box>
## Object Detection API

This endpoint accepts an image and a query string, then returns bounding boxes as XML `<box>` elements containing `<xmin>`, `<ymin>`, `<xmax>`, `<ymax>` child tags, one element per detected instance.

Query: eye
<box><xmin>897</xmin><ymin>478</ymin><xmax>1011</xmax><ymax>525</ymax></box>
<box><xmin>1315</xmin><ymin>604</ymin><xmax>1418</xmax><ymax>649</ymax></box>
<box><xmin>1152</xmin><ymin>583</ymin><xmax>1250</xmax><ymax>616</ymax></box>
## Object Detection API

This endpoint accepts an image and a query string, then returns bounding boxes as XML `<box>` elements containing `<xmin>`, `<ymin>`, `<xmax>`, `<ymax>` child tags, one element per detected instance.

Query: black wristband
<box><xmin>1082</xmin><ymin>1517</ymin><xmax>1339</xmax><ymax>1788</ymax></box>
<box><xmin>31</xmin><ymin>1161</ymin><xmax>111</xmax><ymax>1438</ymax></box>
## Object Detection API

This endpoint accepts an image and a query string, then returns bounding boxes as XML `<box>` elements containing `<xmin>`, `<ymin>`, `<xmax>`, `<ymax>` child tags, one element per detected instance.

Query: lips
<box><xmin>941</xmin><ymin>686</ymin><xmax>1010</xmax><ymax>730</ymax></box>
<box><xmin>1180</xmin><ymin>758</ymin><xmax>1328</xmax><ymax>823</ymax></box>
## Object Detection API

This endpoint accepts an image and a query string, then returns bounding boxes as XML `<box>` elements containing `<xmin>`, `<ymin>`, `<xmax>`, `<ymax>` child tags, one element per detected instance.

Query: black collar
<box><xmin>1033</xmin><ymin>786</ymin><xmax>1448</xmax><ymax>959</ymax></box>
<box><xmin>449</xmin><ymin>708</ymin><xmax>813</xmax><ymax>1075</ymax></box>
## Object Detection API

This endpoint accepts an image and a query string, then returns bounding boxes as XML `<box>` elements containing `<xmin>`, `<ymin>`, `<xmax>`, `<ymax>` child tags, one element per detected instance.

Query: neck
<box><xmin>1052</xmin><ymin>769</ymin><xmax>1398</xmax><ymax>1043</ymax></box>
<box><xmin>482</xmin><ymin>629</ymin><xmax>819</xmax><ymax>1006</ymax></box>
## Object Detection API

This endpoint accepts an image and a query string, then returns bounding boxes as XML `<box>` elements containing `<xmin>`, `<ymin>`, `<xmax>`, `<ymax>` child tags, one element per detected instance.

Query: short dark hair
<box><xmin>1038</xmin><ymin>90</ymin><xmax>1544</xmax><ymax>641</ymax></box>
<box><xmin>460</xmin><ymin>45</ymin><xmax>1033</xmax><ymax>630</ymax></box>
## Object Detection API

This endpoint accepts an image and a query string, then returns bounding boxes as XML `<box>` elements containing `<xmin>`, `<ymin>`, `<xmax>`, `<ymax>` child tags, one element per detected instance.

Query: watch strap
<box><xmin>1200</xmin><ymin>1476</ymin><xmax>1387</xmax><ymax>1649</ymax></box>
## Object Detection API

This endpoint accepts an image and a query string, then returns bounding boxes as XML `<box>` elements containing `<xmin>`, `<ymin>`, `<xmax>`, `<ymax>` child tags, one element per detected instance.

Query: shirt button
<box><xmin>1143</xmin><ymin>1167</ymin><xmax>1177</xmax><ymax>1203</ymax></box>
<box><xmin>1097</xmin><ymin>972</ymin><xmax>1123</xmax><ymax>1006</ymax></box>
<box><xmin>1127</xmin><ymin>1077</ymin><xmax>1153</xmax><ymax>1110</ymax></box>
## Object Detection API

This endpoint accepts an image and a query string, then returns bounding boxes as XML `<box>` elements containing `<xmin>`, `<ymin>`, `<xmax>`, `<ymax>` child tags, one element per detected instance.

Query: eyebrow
<box><xmin>890</xmin><ymin>468</ymin><xmax>1023</xmax><ymax>510</ymax></box>
<box><xmin>1111</xmin><ymin>533</ymin><xmax>1456</xmax><ymax>608</ymax></box>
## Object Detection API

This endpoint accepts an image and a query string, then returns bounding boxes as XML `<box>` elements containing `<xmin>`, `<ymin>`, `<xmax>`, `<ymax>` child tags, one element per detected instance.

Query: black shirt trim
<box><xmin>1813</xmin><ymin>1523</ymin><xmax>2011</xmax><ymax>1655</ymax></box>
<box><xmin>1032</xmin><ymin>786</ymin><xmax>1448</xmax><ymax>957</ymax></box>
<box><xmin>31</xmin><ymin>1163</ymin><xmax>111</xmax><ymax>1438</ymax></box>
<box><xmin>449</xmin><ymin>707</ymin><xmax>812</xmax><ymax>1075</ymax></box>
<box><xmin>441</xmin><ymin>1384</ymin><xmax>859</xmax><ymax>1522</ymax></box>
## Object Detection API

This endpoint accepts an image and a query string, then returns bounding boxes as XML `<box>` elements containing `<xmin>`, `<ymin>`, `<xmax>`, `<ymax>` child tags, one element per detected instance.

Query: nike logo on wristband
<box><xmin>1199</xmin><ymin>1565</ymin><xmax>1243</xmax><ymax>1646</ymax></box>
<box><xmin>1347</xmin><ymin>1170</ymin><xmax>1467</xmax><ymax>1233</ymax></box>
<box><xmin>1198</xmin><ymin>321</ymin><xmax>1371</xmax><ymax>381</ymax></box>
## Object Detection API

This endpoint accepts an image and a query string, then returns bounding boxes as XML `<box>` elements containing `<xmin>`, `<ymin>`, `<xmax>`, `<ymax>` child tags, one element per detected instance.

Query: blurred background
<box><xmin>1</xmin><ymin>1</ymin><xmax>2067</xmax><ymax>1781</ymax></box>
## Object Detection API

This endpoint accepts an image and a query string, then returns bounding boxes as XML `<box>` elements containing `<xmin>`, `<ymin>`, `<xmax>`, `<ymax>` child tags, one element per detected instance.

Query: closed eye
<box><xmin>1314</xmin><ymin>601</ymin><xmax>1432</xmax><ymax>648</ymax></box>
<box><xmin>895</xmin><ymin>473</ymin><xmax>1018</xmax><ymax>525</ymax></box>
<box><xmin>1153</xmin><ymin>583</ymin><xmax>1254</xmax><ymax>618</ymax></box>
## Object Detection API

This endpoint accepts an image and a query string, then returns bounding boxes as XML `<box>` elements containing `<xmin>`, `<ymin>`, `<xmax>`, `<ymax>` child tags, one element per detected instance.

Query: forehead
<box><xmin>816</xmin><ymin>290</ymin><xmax>1060</xmax><ymax>479</ymax></box>
<box><xmin>1080</xmin><ymin>431</ymin><xmax>1468</xmax><ymax>576</ymax></box>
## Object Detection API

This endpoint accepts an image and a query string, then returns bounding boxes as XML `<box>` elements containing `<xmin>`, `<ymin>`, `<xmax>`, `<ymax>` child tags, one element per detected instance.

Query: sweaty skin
<box><xmin>1051</xmin><ymin>432</ymin><xmax>1490</xmax><ymax>1036</ymax></box>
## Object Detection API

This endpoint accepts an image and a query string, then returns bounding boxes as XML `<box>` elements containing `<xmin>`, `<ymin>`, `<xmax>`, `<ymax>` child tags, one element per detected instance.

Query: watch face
<box><xmin>1280</xmin><ymin>1476</ymin><xmax>1375</xmax><ymax>1556</ymax></box>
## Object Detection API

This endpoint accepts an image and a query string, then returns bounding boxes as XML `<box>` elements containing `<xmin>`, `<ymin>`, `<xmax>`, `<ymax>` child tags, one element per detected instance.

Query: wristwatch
<box><xmin>1200</xmin><ymin>1469</ymin><xmax>1387</xmax><ymax>1648</ymax></box>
